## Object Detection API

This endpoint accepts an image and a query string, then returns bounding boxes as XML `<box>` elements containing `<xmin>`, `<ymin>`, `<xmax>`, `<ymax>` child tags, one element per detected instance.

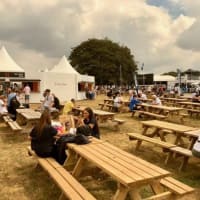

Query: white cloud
<box><xmin>0</xmin><ymin>0</ymin><xmax>199</xmax><ymax>74</ymax></box>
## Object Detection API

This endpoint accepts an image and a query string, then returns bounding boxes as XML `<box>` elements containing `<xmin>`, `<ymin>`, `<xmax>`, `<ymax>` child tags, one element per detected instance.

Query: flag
<box><xmin>141</xmin><ymin>63</ymin><xmax>144</xmax><ymax>71</ymax></box>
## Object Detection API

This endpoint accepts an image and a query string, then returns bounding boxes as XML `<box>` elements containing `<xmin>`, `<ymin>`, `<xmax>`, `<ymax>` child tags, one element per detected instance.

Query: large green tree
<box><xmin>69</xmin><ymin>38</ymin><xmax>137</xmax><ymax>85</ymax></box>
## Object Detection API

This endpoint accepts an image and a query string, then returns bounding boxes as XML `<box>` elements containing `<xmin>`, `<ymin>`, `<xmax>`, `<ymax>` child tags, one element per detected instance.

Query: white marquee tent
<box><xmin>0</xmin><ymin>46</ymin><xmax>24</xmax><ymax>73</ymax></box>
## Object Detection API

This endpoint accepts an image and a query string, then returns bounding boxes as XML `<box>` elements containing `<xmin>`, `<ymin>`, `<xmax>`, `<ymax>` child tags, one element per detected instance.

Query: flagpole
<box><xmin>141</xmin><ymin>63</ymin><xmax>144</xmax><ymax>85</ymax></box>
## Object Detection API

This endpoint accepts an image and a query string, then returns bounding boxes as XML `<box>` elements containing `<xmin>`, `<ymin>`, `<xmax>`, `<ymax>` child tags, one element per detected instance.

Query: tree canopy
<box><xmin>69</xmin><ymin>38</ymin><xmax>137</xmax><ymax>85</ymax></box>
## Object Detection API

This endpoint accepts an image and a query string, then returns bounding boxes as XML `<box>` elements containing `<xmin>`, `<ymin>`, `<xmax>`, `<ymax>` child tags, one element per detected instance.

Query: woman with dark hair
<box><xmin>78</xmin><ymin>107</ymin><xmax>100</xmax><ymax>139</ymax></box>
<box><xmin>29</xmin><ymin>109</ymin><xmax>59</xmax><ymax>158</ymax></box>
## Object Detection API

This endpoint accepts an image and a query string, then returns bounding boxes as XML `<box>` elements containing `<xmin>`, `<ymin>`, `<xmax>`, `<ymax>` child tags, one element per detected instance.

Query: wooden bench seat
<box><xmin>160</xmin><ymin>177</ymin><xmax>194</xmax><ymax>196</ymax></box>
<box><xmin>127</xmin><ymin>132</ymin><xmax>196</xmax><ymax>171</ymax></box>
<box><xmin>105</xmin><ymin>104</ymin><xmax>115</xmax><ymax>111</ymax></box>
<box><xmin>98</xmin><ymin>103</ymin><xmax>105</xmax><ymax>110</ymax></box>
<box><xmin>112</xmin><ymin>118</ymin><xmax>125</xmax><ymax>130</ymax></box>
<box><xmin>3</xmin><ymin>115</ymin><xmax>13</xmax><ymax>123</ymax></box>
<box><xmin>3</xmin><ymin>116</ymin><xmax>22</xmax><ymax>132</ymax></box>
<box><xmin>28</xmin><ymin>147</ymin><xmax>96</xmax><ymax>200</ymax></box>
<box><xmin>137</xmin><ymin>111</ymin><xmax>167</xmax><ymax>120</ymax></box>
<box><xmin>127</xmin><ymin>132</ymin><xmax>176</xmax><ymax>151</ymax></box>
<box><xmin>112</xmin><ymin>118</ymin><xmax>125</xmax><ymax>124</ymax></box>
<box><xmin>166</xmin><ymin>146</ymin><xmax>193</xmax><ymax>171</ymax></box>
<box><xmin>187</xmin><ymin>109</ymin><xmax>200</xmax><ymax>117</ymax></box>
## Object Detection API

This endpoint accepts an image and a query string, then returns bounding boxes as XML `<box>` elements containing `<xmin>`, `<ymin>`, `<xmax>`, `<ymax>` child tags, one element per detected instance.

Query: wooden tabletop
<box><xmin>20</xmin><ymin>111</ymin><xmax>41</xmax><ymax>120</ymax></box>
<box><xmin>74</xmin><ymin>106</ymin><xmax>115</xmax><ymax>116</ymax></box>
<box><xmin>141</xmin><ymin>103</ymin><xmax>184</xmax><ymax>111</ymax></box>
<box><xmin>141</xmin><ymin>120</ymin><xmax>198</xmax><ymax>133</ymax></box>
<box><xmin>178</xmin><ymin>102</ymin><xmax>200</xmax><ymax>106</ymax></box>
<box><xmin>67</xmin><ymin>139</ymin><xmax>170</xmax><ymax>187</ymax></box>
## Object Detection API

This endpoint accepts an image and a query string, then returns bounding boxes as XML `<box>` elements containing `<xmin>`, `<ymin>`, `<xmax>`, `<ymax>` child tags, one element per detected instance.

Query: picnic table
<box><xmin>141</xmin><ymin>120</ymin><xmax>199</xmax><ymax>149</ymax></box>
<box><xmin>66</xmin><ymin>138</ymin><xmax>174</xmax><ymax>200</ymax></box>
<box><xmin>73</xmin><ymin>106</ymin><xmax>115</xmax><ymax>122</ymax></box>
<box><xmin>16</xmin><ymin>108</ymin><xmax>41</xmax><ymax>129</ymax></box>
<box><xmin>140</xmin><ymin>103</ymin><xmax>184</xmax><ymax>115</ymax></box>
<box><xmin>160</xmin><ymin>97</ymin><xmax>188</xmax><ymax>106</ymax></box>
<box><xmin>177</xmin><ymin>101</ymin><xmax>200</xmax><ymax>110</ymax></box>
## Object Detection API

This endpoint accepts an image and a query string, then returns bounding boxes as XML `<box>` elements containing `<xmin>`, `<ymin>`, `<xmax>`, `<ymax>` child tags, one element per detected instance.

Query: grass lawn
<box><xmin>0</xmin><ymin>94</ymin><xmax>199</xmax><ymax>199</ymax></box>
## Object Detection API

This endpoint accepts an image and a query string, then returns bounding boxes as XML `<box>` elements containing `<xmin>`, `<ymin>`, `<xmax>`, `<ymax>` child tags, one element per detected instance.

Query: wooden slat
<box><xmin>143</xmin><ymin>191</ymin><xmax>172</xmax><ymax>200</ymax></box>
<box><xmin>138</xmin><ymin>111</ymin><xmax>166</xmax><ymax>119</ymax></box>
<box><xmin>101</xmin><ymin>142</ymin><xmax>170</xmax><ymax>176</ymax></box>
<box><xmin>170</xmin><ymin>147</ymin><xmax>193</xmax><ymax>157</ymax></box>
<box><xmin>70</xmin><ymin>144</ymin><xmax>135</xmax><ymax>185</ymax></box>
<box><xmin>28</xmin><ymin>147</ymin><xmax>96</xmax><ymax>200</ymax></box>
<box><xmin>160</xmin><ymin>177</ymin><xmax>194</xmax><ymax>195</ymax></box>
<box><xmin>68</xmin><ymin>142</ymin><xmax>170</xmax><ymax>186</ymax></box>
<box><xmin>8</xmin><ymin>121</ymin><xmax>22</xmax><ymax>131</ymax></box>
<box><xmin>57</xmin><ymin>167</ymin><xmax>96</xmax><ymax>200</ymax></box>
<box><xmin>127</xmin><ymin>133</ymin><xmax>175</xmax><ymax>149</ymax></box>
<box><xmin>96</xmin><ymin>142</ymin><xmax>169</xmax><ymax>178</ymax></box>
<box><xmin>38</xmin><ymin>159</ymin><xmax>85</xmax><ymax>200</ymax></box>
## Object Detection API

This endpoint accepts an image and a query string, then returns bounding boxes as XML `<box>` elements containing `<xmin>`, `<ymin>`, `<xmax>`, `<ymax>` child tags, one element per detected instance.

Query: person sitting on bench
<box><xmin>29</xmin><ymin>109</ymin><xmax>66</xmax><ymax>164</ymax></box>
<box><xmin>129</xmin><ymin>94</ymin><xmax>141</xmax><ymax>111</ymax></box>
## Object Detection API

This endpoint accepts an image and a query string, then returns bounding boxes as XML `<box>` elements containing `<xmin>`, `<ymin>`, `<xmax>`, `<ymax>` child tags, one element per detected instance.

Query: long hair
<box><xmin>84</xmin><ymin>107</ymin><xmax>94</xmax><ymax>121</ymax></box>
<box><xmin>35</xmin><ymin>109</ymin><xmax>51</xmax><ymax>138</ymax></box>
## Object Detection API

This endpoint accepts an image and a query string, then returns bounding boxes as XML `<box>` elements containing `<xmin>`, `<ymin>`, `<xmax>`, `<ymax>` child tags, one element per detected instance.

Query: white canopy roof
<box><xmin>50</xmin><ymin>55</ymin><xmax>79</xmax><ymax>74</ymax></box>
<box><xmin>154</xmin><ymin>75</ymin><xmax>176</xmax><ymax>82</ymax></box>
<box><xmin>0</xmin><ymin>46</ymin><xmax>24</xmax><ymax>72</ymax></box>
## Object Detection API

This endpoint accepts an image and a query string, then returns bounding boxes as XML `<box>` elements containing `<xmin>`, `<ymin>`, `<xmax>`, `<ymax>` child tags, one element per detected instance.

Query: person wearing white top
<box><xmin>0</xmin><ymin>95</ymin><xmax>8</xmax><ymax>114</ymax></box>
<box><xmin>42</xmin><ymin>89</ymin><xmax>54</xmax><ymax>111</ymax></box>
<box><xmin>151</xmin><ymin>95</ymin><xmax>162</xmax><ymax>105</ymax></box>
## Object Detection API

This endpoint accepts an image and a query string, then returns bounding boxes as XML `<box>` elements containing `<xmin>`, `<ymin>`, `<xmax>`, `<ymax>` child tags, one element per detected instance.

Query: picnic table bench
<box><xmin>137</xmin><ymin>110</ymin><xmax>167</xmax><ymax>120</ymax></box>
<box><xmin>3</xmin><ymin>116</ymin><xmax>22</xmax><ymax>132</ymax></box>
<box><xmin>66</xmin><ymin>138</ymin><xmax>194</xmax><ymax>199</ymax></box>
<box><xmin>127</xmin><ymin>132</ymin><xmax>200</xmax><ymax>171</ymax></box>
<box><xmin>27</xmin><ymin>146</ymin><xmax>96</xmax><ymax>200</ymax></box>
<box><xmin>187</xmin><ymin>109</ymin><xmax>200</xmax><ymax>117</ymax></box>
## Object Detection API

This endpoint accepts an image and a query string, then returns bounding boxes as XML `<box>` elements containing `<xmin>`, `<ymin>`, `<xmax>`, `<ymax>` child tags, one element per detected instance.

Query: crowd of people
<box><xmin>2</xmin><ymin>83</ymin><xmax>200</xmax><ymax>166</ymax></box>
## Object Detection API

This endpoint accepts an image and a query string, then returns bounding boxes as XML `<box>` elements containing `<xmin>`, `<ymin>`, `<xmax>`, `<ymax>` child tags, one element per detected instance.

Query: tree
<box><xmin>69</xmin><ymin>38</ymin><xmax>137</xmax><ymax>85</ymax></box>
<box><xmin>162</xmin><ymin>71</ymin><xmax>177</xmax><ymax>77</ymax></box>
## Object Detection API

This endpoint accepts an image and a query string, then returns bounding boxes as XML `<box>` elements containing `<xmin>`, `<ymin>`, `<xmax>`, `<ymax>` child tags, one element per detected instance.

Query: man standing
<box><xmin>23</xmin><ymin>84</ymin><xmax>31</xmax><ymax>105</ymax></box>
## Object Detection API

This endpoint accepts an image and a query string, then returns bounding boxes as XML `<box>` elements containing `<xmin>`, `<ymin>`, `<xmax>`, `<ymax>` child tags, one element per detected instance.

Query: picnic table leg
<box><xmin>179</xmin><ymin>156</ymin><xmax>189</xmax><ymax>171</ymax></box>
<box><xmin>72</xmin><ymin>157</ymin><xmax>87</xmax><ymax>178</ymax></box>
<box><xmin>145</xmin><ymin>128</ymin><xmax>160</xmax><ymax>138</ymax></box>
<box><xmin>165</xmin><ymin>151</ymin><xmax>173</xmax><ymax>165</ymax></box>
<box><xmin>174</xmin><ymin>134</ymin><xmax>184</xmax><ymax>146</ymax></box>
<box><xmin>141</xmin><ymin>126</ymin><xmax>148</xmax><ymax>135</ymax></box>
<box><xmin>113</xmin><ymin>183</ymin><xmax>129</xmax><ymax>200</ymax></box>
<box><xmin>188</xmin><ymin>137</ymin><xmax>196</xmax><ymax>150</ymax></box>
<box><xmin>58</xmin><ymin>193</ymin><xmax>67</xmax><ymax>200</ymax></box>
<box><xmin>150</xmin><ymin>179</ymin><xmax>163</xmax><ymax>194</ymax></box>
<box><xmin>129</xmin><ymin>188</ymin><xmax>142</xmax><ymax>200</ymax></box>
<box><xmin>65</xmin><ymin>149</ymin><xmax>78</xmax><ymax>171</ymax></box>
<box><xmin>135</xmin><ymin>139</ymin><xmax>143</xmax><ymax>151</ymax></box>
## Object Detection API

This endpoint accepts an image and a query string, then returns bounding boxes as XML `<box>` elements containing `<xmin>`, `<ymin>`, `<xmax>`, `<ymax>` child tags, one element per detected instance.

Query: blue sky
<box><xmin>147</xmin><ymin>0</ymin><xmax>185</xmax><ymax>18</ymax></box>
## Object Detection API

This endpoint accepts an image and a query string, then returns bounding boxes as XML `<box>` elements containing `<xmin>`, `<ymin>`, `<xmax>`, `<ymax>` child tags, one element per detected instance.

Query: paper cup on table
<box><xmin>69</xmin><ymin>128</ymin><xmax>76</xmax><ymax>135</ymax></box>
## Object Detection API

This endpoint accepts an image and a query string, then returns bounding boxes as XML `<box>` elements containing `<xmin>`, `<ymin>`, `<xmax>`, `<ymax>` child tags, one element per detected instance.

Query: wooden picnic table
<box><xmin>177</xmin><ymin>101</ymin><xmax>200</xmax><ymax>110</ymax></box>
<box><xmin>73</xmin><ymin>106</ymin><xmax>115</xmax><ymax>122</ymax></box>
<box><xmin>16</xmin><ymin>108</ymin><xmax>41</xmax><ymax>128</ymax></box>
<box><xmin>66</xmin><ymin>138</ymin><xmax>171</xmax><ymax>200</ymax></box>
<box><xmin>140</xmin><ymin>103</ymin><xmax>184</xmax><ymax>116</ymax></box>
<box><xmin>141</xmin><ymin>120</ymin><xmax>199</xmax><ymax>149</ymax></box>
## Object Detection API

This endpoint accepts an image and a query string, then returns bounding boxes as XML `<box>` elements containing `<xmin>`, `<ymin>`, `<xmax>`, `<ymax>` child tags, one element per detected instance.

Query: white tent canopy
<box><xmin>154</xmin><ymin>75</ymin><xmax>176</xmax><ymax>82</ymax></box>
<box><xmin>49</xmin><ymin>55</ymin><xmax>80</xmax><ymax>74</ymax></box>
<box><xmin>0</xmin><ymin>46</ymin><xmax>24</xmax><ymax>72</ymax></box>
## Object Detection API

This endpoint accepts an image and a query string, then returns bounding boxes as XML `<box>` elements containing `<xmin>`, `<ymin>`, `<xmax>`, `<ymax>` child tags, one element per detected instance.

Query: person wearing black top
<box><xmin>52</xmin><ymin>93</ymin><xmax>61</xmax><ymax>110</ymax></box>
<box><xmin>29</xmin><ymin>109</ymin><xmax>58</xmax><ymax>157</ymax></box>
<box><xmin>78</xmin><ymin>107</ymin><xmax>100</xmax><ymax>139</ymax></box>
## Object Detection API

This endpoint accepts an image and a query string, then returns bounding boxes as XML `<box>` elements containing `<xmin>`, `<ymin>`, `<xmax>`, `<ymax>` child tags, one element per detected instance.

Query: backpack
<box><xmin>10</xmin><ymin>96</ymin><xmax>20</xmax><ymax>110</ymax></box>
